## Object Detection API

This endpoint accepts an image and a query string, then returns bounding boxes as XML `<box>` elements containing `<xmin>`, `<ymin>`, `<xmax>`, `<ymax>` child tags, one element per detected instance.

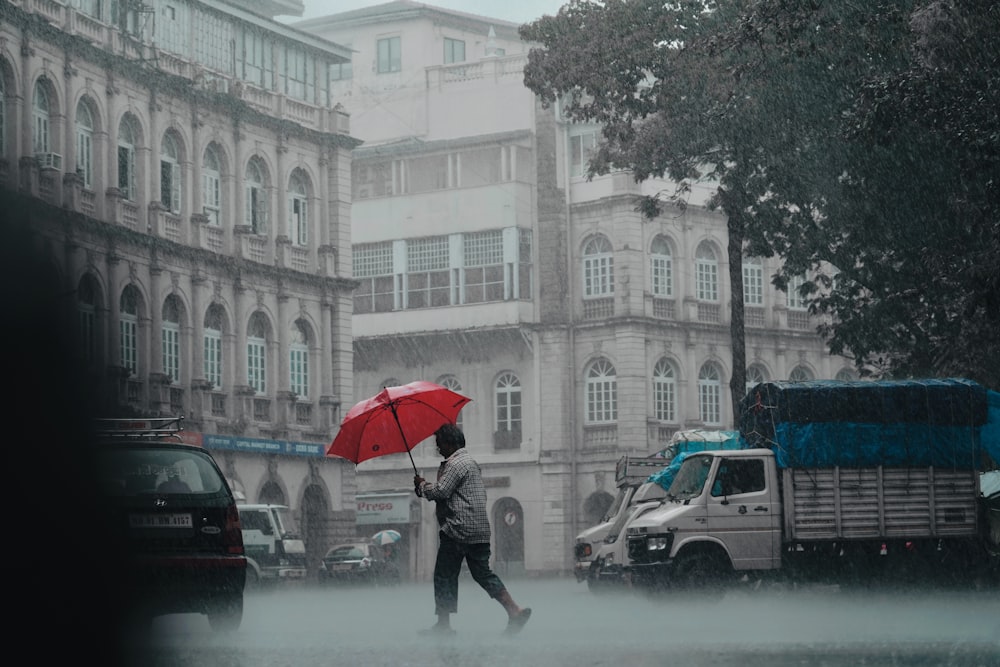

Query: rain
<box><xmin>3</xmin><ymin>0</ymin><xmax>998</xmax><ymax>665</ymax></box>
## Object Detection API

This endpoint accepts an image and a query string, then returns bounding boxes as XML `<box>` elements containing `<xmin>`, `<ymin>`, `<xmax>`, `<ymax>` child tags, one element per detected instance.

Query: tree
<box><xmin>521</xmin><ymin>0</ymin><xmax>1000</xmax><ymax>394</ymax></box>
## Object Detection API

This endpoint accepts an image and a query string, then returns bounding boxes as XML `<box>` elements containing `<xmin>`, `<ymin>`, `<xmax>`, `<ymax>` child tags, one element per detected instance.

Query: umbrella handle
<box><xmin>389</xmin><ymin>401</ymin><xmax>420</xmax><ymax>476</ymax></box>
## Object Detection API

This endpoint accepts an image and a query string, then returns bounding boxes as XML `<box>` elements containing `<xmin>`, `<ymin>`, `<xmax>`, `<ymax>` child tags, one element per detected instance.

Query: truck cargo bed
<box><xmin>782</xmin><ymin>467</ymin><xmax>980</xmax><ymax>541</ymax></box>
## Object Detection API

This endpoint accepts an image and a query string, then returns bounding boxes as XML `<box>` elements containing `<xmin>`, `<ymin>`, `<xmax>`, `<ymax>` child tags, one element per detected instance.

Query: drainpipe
<box><xmin>559</xmin><ymin>98</ymin><xmax>580</xmax><ymax>549</ymax></box>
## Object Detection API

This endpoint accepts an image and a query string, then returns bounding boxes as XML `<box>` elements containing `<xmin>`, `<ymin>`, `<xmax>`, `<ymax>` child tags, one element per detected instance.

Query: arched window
<box><xmin>32</xmin><ymin>80</ymin><xmax>50</xmax><ymax>155</ymax></box>
<box><xmin>204</xmin><ymin>305</ymin><xmax>225</xmax><ymax>390</ymax></box>
<box><xmin>245</xmin><ymin>157</ymin><xmax>268</xmax><ymax>234</ymax></box>
<box><xmin>698</xmin><ymin>362</ymin><xmax>723</xmax><ymax>426</ymax></box>
<box><xmin>288</xmin><ymin>169</ymin><xmax>309</xmax><ymax>246</ymax></box>
<box><xmin>77</xmin><ymin>276</ymin><xmax>99</xmax><ymax>367</ymax></box>
<box><xmin>247</xmin><ymin>313</ymin><xmax>269</xmax><ymax>394</ymax></box>
<box><xmin>437</xmin><ymin>375</ymin><xmax>464</xmax><ymax>429</ymax></box>
<box><xmin>746</xmin><ymin>364</ymin><xmax>768</xmax><ymax>394</ymax></box>
<box><xmin>653</xmin><ymin>358</ymin><xmax>677</xmax><ymax>422</ymax></box>
<box><xmin>695</xmin><ymin>242</ymin><xmax>718</xmax><ymax>302</ymax></box>
<box><xmin>582</xmin><ymin>235</ymin><xmax>614</xmax><ymax>298</ymax></box>
<box><xmin>118</xmin><ymin>115</ymin><xmax>138</xmax><ymax>201</ymax></box>
<box><xmin>835</xmin><ymin>368</ymin><xmax>857</xmax><ymax>382</ymax></box>
<box><xmin>162</xmin><ymin>296</ymin><xmax>182</xmax><ymax>384</ymax></box>
<box><xmin>743</xmin><ymin>256</ymin><xmax>763</xmax><ymax>306</ymax></box>
<box><xmin>202</xmin><ymin>145</ymin><xmax>222</xmax><ymax>225</ymax></box>
<box><xmin>495</xmin><ymin>372</ymin><xmax>521</xmax><ymax>436</ymax></box>
<box><xmin>789</xmin><ymin>366</ymin><xmax>814</xmax><ymax>382</ymax></box>
<box><xmin>650</xmin><ymin>236</ymin><xmax>673</xmax><ymax>298</ymax></box>
<box><xmin>786</xmin><ymin>274</ymin><xmax>807</xmax><ymax>310</ymax></box>
<box><xmin>289</xmin><ymin>320</ymin><xmax>310</xmax><ymax>399</ymax></box>
<box><xmin>160</xmin><ymin>132</ymin><xmax>181</xmax><ymax>213</ymax></box>
<box><xmin>585</xmin><ymin>358</ymin><xmax>617</xmax><ymax>423</ymax></box>
<box><xmin>75</xmin><ymin>99</ymin><xmax>94</xmax><ymax>188</ymax></box>
<box><xmin>120</xmin><ymin>286</ymin><xmax>141</xmax><ymax>376</ymax></box>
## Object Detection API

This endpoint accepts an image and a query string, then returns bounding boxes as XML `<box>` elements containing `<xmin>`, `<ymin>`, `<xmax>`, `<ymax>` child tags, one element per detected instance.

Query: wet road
<box><xmin>132</xmin><ymin>576</ymin><xmax>999</xmax><ymax>666</ymax></box>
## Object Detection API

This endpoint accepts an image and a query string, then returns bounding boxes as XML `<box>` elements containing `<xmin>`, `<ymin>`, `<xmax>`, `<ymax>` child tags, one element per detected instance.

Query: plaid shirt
<box><xmin>418</xmin><ymin>448</ymin><xmax>491</xmax><ymax>544</ymax></box>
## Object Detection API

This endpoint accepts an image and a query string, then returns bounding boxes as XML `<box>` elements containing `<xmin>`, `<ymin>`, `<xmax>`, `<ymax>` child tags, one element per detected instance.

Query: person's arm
<box><xmin>419</xmin><ymin>458</ymin><xmax>466</xmax><ymax>501</ymax></box>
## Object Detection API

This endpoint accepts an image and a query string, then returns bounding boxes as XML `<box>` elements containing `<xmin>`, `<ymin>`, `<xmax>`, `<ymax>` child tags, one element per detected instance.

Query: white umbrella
<box><xmin>372</xmin><ymin>529</ymin><xmax>402</xmax><ymax>545</ymax></box>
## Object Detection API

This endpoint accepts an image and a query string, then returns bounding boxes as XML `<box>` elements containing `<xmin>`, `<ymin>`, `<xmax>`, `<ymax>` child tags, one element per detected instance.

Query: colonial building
<box><xmin>0</xmin><ymin>0</ymin><xmax>361</xmax><ymax>573</ymax></box>
<box><xmin>297</xmin><ymin>1</ymin><xmax>853</xmax><ymax>578</ymax></box>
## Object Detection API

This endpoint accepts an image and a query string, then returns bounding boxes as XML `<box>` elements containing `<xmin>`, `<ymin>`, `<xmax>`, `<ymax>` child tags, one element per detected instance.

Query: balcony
<box><xmin>697</xmin><ymin>302</ymin><xmax>721</xmax><ymax>323</ymax></box>
<box><xmin>583</xmin><ymin>424</ymin><xmax>617</xmax><ymax>449</ymax></box>
<box><xmin>652</xmin><ymin>297</ymin><xmax>675</xmax><ymax>319</ymax></box>
<box><xmin>583</xmin><ymin>297</ymin><xmax>614</xmax><ymax>320</ymax></box>
<box><xmin>788</xmin><ymin>310</ymin><xmax>811</xmax><ymax>330</ymax></box>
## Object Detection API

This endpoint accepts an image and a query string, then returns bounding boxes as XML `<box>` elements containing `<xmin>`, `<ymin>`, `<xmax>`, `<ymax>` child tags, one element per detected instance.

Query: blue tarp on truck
<box><xmin>648</xmin><ymin>430</ymin><xmax>746</xmax><ymax>491</ymax></box>
<box><xmin>739</xmin><ymin>378</ymin><xmax>997</xmax><ymax>469</ymax></box>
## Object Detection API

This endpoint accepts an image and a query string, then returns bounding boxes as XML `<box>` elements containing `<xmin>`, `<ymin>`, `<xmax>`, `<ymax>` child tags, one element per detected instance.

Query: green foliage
<box><xmin>521</xmin><ymin>0</ymin><xmax>1000</xmax><ymax>390</ymax></box>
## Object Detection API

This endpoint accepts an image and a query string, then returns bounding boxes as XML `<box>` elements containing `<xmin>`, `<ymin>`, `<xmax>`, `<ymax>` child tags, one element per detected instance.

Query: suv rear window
<box><xmin>98</xmin><ymin>447</ymin><xmax>227</xmax><ymax>496</ymax></box>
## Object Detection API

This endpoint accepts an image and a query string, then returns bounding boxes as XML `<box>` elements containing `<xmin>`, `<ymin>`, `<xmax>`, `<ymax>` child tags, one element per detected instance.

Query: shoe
<box><xmin>419</xmin><ymin>624</ymin><xmax>456</xmax><ymax>637</ymax></box>
<box><xmin>503</xmin><ymin>608</ymin><xmax>532</xmax><ymax>636</ymax></box>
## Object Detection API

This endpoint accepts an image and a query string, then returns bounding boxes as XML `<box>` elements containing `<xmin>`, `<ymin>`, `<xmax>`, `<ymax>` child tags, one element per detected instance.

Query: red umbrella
<box><xmin>327</xmin><ymin>381</ymin><xmax>471</xmax><ymax>474</ymax></box>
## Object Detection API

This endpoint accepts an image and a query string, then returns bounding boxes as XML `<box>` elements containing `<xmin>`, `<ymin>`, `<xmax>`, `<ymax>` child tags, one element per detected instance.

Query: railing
<box><xmin>788</xmin><ymin>310</ymin><xmax>811</xmax><ymax>330</ymax></box>
<box><xmin>30</xmin><ymin>0</ymin><xmax>63</xmax><ymax>24</ymax></box>
<box><xmin>206</xmin><ymin>226</ymin><xmax>224</xmax><ymax>253</ymax></box>
<box><xmin>290</xmin><ymin>247</ymin><xmax>309</xmax><ymax>273</ymax></box>
<box><xmin>121</xmin><ymin>200</ymin><xmax>140</xmax><ymax>229</ymax></box>
<box><xmin>284</xmin><ymin>97</ymin><xmax>317</xmax><ymax>125</ymax></box>
<box><xmin>169</xmin><ymin>387</ymin><xmax>185</xmax><ymax>414</ymax></box>
<box><xmin>73</xmin><ymin>10</ymin><xmax>106</xmax><ymax>44</ymax></box>
<box><xmin>163</xmin><ymin>212</ymin><xmax>182</xmax><ymax>243</ymax></box>
<box><xmin>745</xmin><ymin>307</ymin><xmax>765</xmax><ymax>327</ymax></box>
<box><xmin>211</xmin><ymin>393</ymin><xmax>227</xmax><ymax>417</ymax></box>
<box><xmin>583</xmin><ymin>297</ymin><xmax>614</xmax><ymax>320</ymax></box>
<box><xmin>253</xmin><ymin>398</ymin><xmax>271</xmax><ymax>423</ymax></box>
<box><xmin>652</xmin><ymin>298</ymin><xmax>675</xmax><ymax>319</ymax></box>
<box><xmin>81</xmin><ymin>189</ymin><xmax>96</xmax><ymax>216</ymax></box>
<box><xmin>126</xmin><ymin>378</ymin><xmax>143</xmax><ymax>404</ymax></box>
<box><xmin>582</xmin><ymin>424</ymin><xmax>617</xmax><ymax>449</ymax></box>
<box><xmin>295</xmin><ymin>402</ymin><xmax>312</xmax><ymax>426</ymax></box>
<box><xmin>697</xmin><ymin>302</ymin><xmax>721</xmax><ymax>323</ymax></box>
<box><xmin>247</xmin><ymin>236</ymin><xmax>267</xmax><ymax>264</ymax></box>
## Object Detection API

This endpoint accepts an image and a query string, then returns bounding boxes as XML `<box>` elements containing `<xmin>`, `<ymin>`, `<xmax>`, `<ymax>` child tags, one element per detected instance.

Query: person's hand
<box><xmin>413</xmin><ymin>475</ymin><xmax>425</xmax><ymax>496</ymax></box>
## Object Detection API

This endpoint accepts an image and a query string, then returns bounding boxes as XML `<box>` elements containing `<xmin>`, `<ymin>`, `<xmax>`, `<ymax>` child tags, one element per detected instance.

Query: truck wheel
<box><xmin>672</xmin><ymin>550</ymin><xmax>732</xmax><ymax>598</ymax></box>
<box><xmin>207</xmin><ymin>595</ymin><xmax>243</xmax><ymax>632</ymax></box>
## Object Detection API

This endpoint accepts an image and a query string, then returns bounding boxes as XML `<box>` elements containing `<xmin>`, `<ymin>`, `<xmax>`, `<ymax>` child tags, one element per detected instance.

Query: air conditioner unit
<box><xmin>36</xmin><ymin>152</ymin><xmax>63</xmax><ymax>170</ymax></box>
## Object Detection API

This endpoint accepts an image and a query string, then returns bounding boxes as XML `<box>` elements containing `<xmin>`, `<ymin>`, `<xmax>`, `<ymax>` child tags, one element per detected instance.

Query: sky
<box><xmin>292</xmin><ymin>0</ymin><xmax>570</xmax><ymax>25</ymax></box>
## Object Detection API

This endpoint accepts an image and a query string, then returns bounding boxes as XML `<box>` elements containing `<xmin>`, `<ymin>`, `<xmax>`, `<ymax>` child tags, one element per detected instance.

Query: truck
<box><xmin>625</xmin><ymin>379</ymin><xmax>1000</xmax><ymax>593</ymax></box>
<box><xmin>586</xmin><ymin>429</ymin><xmax>745</xmax><ymax>590</ymax></box>
<box><xmin>573</xmin><ymin>453</ymin><xmax>667</xmax><ymax>587</ymax></box>
<box><xmin>237</xmin><ymin>503</ymin><xmax>308</xmax><ymax>587</ymax></box>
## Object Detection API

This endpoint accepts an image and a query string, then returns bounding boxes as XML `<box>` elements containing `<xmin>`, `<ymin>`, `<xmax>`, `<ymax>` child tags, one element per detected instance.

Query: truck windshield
<box><xmin>668</xmin><ymin>455</ymin><xmax>713</xmax><ymax>501</ymax></box>
<box><xmin>603</xmin><ymin>486</ymin><xmax>633</xmax><ymax>522</ymax></box>
<box><xmin>272</xmin><ymin>506</ymin><xmax>300</xmax><ymax>538</ymax></box>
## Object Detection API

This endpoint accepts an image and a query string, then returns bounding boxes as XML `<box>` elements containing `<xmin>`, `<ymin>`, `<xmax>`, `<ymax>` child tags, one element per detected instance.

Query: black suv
<box><xmin>95</xmin><ymin>418</ymin><xmax>246</xmax><ymax>631</ymax></box>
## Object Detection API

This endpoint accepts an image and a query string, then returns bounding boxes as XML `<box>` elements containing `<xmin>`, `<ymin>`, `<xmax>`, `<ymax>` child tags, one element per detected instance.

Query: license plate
<box><xmin>332</xmin><ymin>563</ymin><xmax>353</xmax><ymax>571</ymax></box>
<box><xmin>129</xmin><ymin>513</ymin><xmax>192</xmax><ymax>529</ymax></box>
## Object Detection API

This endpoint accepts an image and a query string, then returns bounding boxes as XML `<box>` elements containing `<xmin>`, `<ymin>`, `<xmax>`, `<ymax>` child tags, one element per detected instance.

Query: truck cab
<box><xmin>626</xmin><ymin>449</ymin><xmax>782</xmax><ymax>590</ymax></box>
<box><xmin>574</xmin><ymin>454</ymin><xmax>670</xmax><ymax>583</ymax></box>
<box><xmin>237</xmin><ymin>503</ymin><xmax>307</xmax><ymax>586</ymax></box>
<box><xmin>591</xmin><ymin>481</ymin><xmax>667</xmax><ymax>589</ymax></box>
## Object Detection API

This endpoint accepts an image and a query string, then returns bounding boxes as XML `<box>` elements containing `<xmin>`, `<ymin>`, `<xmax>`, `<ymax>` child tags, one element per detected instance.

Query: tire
<box><xmin>244</xmin><ymin>566</ymin><xmax>260</xmax><ymax>592</ymax></box>
<box><xmin>207</xmin><ymin>594</ymin><xmax>243</xmax><ymax>632</ymax></box>
<box><xmin>671</xmin><ymin>550</ymin><xmax>733</xmax><ymax>600</ymax></box>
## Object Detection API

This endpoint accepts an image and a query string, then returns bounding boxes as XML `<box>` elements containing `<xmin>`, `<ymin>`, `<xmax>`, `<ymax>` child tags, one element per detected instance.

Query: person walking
<box><xmin>414</xmin><ymin>423</ymin><xmax>532</xmax><ymax>636</ymax></box>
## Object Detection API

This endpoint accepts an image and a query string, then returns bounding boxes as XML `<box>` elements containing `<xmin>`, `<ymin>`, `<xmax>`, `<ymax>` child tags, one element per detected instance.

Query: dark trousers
<box><xmin>433</xmin><ymin>531</ymin><xmax>506</xmax><ymax>615</ymax></box>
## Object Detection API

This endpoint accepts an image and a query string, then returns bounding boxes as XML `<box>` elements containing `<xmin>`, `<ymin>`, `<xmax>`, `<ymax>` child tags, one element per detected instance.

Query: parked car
<box><xmin>94</xmin><ymin>418</ymin><xmax>247</xmax><ymax>631</ymax></box>
<box><xmin>318</xmin><ymin>540</ymin><xmax>397</xmax><ymax>585</ymax></box>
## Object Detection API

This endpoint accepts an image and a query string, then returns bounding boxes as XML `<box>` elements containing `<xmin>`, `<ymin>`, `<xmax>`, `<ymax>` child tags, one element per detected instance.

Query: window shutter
<box><xmin>245</xmin><ymin>184</ymin><xmax>253</xmax><ymax>227</ymax></box>
<box><xmin>299</xmin><ymin>200</ymin><xmax>308</xmax><ymax>245</ymax></box>
<box><xmin>171</xmin><ymin>162</ymin><xmax>181</xmax><ymax>212</ymax></box>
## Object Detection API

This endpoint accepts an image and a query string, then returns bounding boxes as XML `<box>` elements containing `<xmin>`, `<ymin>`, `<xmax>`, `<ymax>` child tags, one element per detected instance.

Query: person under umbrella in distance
<box><xmin>414</xmin><ymin>424</ymin><xmax>532</xmax><ymax>636</ymax></box>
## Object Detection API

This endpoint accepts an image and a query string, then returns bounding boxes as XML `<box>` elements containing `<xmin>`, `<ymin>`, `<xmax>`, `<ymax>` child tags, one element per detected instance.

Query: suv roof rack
<box><xmin>94</xmin><ymin>416</ymin><xmax>185</xmax><ymax>441</ymax></box>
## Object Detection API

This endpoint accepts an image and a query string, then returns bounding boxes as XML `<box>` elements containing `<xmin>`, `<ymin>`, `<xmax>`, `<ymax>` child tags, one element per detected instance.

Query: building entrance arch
<box><xmin>492</xmin><ymin>496</ymin><xmax>524</xmax><ymax>576</ymax></box>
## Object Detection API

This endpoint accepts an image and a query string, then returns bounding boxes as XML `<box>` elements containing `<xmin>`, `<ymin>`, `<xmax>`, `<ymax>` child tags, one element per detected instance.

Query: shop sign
<box><xmin>356</xmin><ymin>492</ymin><xmax>411</xmax><ymax>525</ymax></box>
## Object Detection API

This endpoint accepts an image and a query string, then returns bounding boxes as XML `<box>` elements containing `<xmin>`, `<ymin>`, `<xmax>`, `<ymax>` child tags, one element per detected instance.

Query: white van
<box><xmin>237</xmin><ymin>504</ymin><xmax>307</xmax><ymax>586</ymax></box>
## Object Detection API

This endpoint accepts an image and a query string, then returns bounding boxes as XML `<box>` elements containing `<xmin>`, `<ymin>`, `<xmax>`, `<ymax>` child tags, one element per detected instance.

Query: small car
<box><xmin>95</xmin><ymin>418</ymin><xmax>247</xmax><ymax>631</ymax></box>
<box><xmin>318</xmin><ymin>540</ymin><xmax>396</xmax><ymax>585</ymax></box>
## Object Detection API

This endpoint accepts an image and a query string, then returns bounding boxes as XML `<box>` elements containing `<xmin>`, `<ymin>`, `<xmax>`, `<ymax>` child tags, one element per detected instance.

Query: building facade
<box><xmin>297</xmin><ymin>1</ymin><xmax>854</xmax><ymax>578</ymax></box>
<box><xmin>0</xmin><ymin>0</ymin><xmax>362</xmax><ymax>573</ymax></box>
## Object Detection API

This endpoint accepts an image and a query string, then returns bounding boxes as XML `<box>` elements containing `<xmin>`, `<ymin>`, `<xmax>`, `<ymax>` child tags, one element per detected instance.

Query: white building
<box><xmin>296</xmin><ymin>1</ymin><xmax>852</xmax><ymax>578</ymax></box>
<box><xmin>0</xmin><ymin>0</ymin><xmax>361</xmax><ymax>572</ymax></box>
